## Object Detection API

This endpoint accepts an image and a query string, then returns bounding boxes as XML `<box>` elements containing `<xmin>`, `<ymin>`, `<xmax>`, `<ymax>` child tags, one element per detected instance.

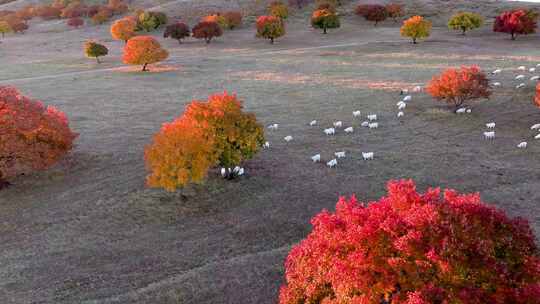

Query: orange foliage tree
<box><xmin>535</xmin><ymin>83</ymin><xmax>540</xmax><ymax>108</ymax></box>
<box><xmin>400</xmin><ymin>15</ymin><xmax>432</xmax><ymax>44</ymax></box>
<box><xmin>144</xmin><ymin>92</ymin><xmax>265</xmax><ymax>192</ymax></box>
<box><xmin>122</xmin><ymin>36</ymin><xmax>168</xmax><ymax>71</ymax></box>
<box><xmin>256</xmin><ymin>15</ymin><xmax>285</xmax><ymax>44</ymax></box>
<box><xmin>111</xmin><ymin>17</ymin><xmax>136</xmax><ymax>43</ymax></box>
<box><xmin>0</xmin><ymin>86</ymin><xmax>77</xmax><ymax>188</ymax></box>
<box><xmin>426</xmin><ymin>65</ymin><xmax>491</xmax><ymax>111</ymax></box>
<box><xmin>192</xmin><ymin>21</ymin><xmax>223</xmax><ymax>43</ymax></box>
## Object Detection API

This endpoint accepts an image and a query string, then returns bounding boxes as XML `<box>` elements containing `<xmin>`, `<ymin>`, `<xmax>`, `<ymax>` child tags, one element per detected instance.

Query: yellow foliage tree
<box><xmin>400</xmin><ymin>15</ymin><xmax>432</xmax><ymax>44</ymax></box>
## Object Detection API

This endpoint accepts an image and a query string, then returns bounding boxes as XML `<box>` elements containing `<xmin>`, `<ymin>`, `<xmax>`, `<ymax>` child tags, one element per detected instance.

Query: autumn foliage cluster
<box><xmin>400</xmin><ymin>15</ymin><xmax>432</xmax><ymax>44</ymax></box>
<box><xmin>426</xmin><ymin>65</ymin><xmax>491</xmax><ymax>110</ymax></box>
<box><xmin>355</xmin><ymin>4</ymin><xmax>388</xmax><ymax>26</ymax></box>
<box><xmin>493</xmin><ymin>9</ymin><xmax>538</xmax><ymax>40</ymax></box>
<box><xmin>111</xmin><ymin>17</ymin><xmax>137</xmax><ymax>42</ymax></box>
<box><xmin>192</xmin><ymin>21</ymin><xmax>223</xmax><ymax>43</ymax></box>
<box><xmin>311</xmin><ymin>7</ymin><xmax>340</xmax><ymax>34</ymax></box>
<box><xmin>144</xmin><ymin>92</ymin><xmax>264</xmax><ymax>192</ymax></box>
<box><xmin>164</xmin><ymin>22</ymin><xmax>190</xmax><ymax>43</ymax></box>
<box><xmin>269</xmin><ymin>1</ymin><xmax>289</xmax><ymax>20</ymax></box>
<box><xmin>448</xmin><ymin>12</ymin><xmax>484</xmax><ymax>35</ymax></box>
<box><xmin>279</xmin><ymin>179</ymin><xmax>540</xmax><ymax>304</ymax></box>
<box><xmin>122</xmin><ymin>36</ymin><xmax>168</xmax><ymax>71</ymax></box>
<box><xmin>0</xmin><ymin>86</ymin><xmax>77</xmax><ymax>186</ymax></box>
<box><xmin>256</xmin><ymin>15</ymin><xmax>285</xmax><ymax>44</ymax></box>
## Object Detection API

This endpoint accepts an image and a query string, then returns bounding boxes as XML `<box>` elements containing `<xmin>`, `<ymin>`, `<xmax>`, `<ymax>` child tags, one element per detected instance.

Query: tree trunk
<box><xmin>142</xmin><ymin>63</ymin><xmax>148</xmax><ymax>71</ymax></box>
<box><xmin>511</xmin><ymin>32</ymin><xmax>516</xmax><ymax>40</ymax></box>
<box><xmin>270</xmin><ymin>37</ymin><xmax>274</xmax><ymax>44</ymax></box>
<box><xmin>206</xmin><ymin>37</ymin><xmax>211</xmax><ymax>44</ymax></box>
<box><xmin>0</xmin><ymin>173</ymin><xmax>10</xmax><ymax>190</ymax></box>
<box><xmin>96</xmin><ymin>56</ymin><xmax>100</xmax><ymax>64</ymax></box>
<box><xmin>412</xmin><ymin>37</ymin><xmax>417</xmax><ymax>44</ymax></box>
<box><xmin>1</xmin><ymin>32</ymin><xmax>4</xmax><ymax>38</ymax></box>
<box><xmin>323</xmin><ymin>26</ymin><xmax>327</xmax><ymax>34</ymax></box>
<box><xmin>462</xmin><ymin>28</ymin><xmax>466</xmax><ymax>35</ymax></box>
<box><xmin>178</xmin><ymin>39</ymin><xmax>182</xmax><ymax>44</ymax></box>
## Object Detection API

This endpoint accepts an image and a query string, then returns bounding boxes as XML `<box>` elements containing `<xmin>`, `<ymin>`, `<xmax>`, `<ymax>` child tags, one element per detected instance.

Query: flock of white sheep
<box><xmin>221</xmin><ymin>64</ymin><xmax>540</xmax><ymax>176</ymax></box>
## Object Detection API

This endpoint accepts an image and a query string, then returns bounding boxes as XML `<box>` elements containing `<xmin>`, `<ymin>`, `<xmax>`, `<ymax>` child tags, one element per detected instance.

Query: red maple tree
<box><xmin>493</xmin><ymin>9</ymin><xmax>537</xmax><ymax>40</ymax></box>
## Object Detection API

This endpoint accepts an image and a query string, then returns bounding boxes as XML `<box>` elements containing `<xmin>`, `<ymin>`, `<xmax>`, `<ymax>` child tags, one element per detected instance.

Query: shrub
<box><xmin>35</xmin><ymin>5</ymin><xmax>61</xmax><ymax>20</ymax></box>
<box><xmin>356</xmin><ymin>4</ymin><xmax>387</xmax><ymax>26</ymax></box>
<box><xmin>10</xmin><ymin>20</ymin><xmax>28</xmax><ymax>33</ymax></box>
<box><xmin>256</xmin><ymin>15</ymin><xmax>285</xmax><ymax>44</ymax></box>
<box><xmin>202</xmin><ymin>14</ymin><xmax>228</xmax><ymax>29</ymax></box>
<box><xmin>192</xmin><ymin>21</ymin><xmax>223</xmax><ymax>43</ymax></box>
<box><xmin>279</xmin><ymin>179</ymin><xmax>540</xmax><ymax>304</ymax></box>
<box><xmin>137</xmin><ymin>11</ymin><xmax>167</xmax><ymax>32</ymax></box>
<box><xmin>87</xmin><ymin>5</ymin><xmax>100</xmax><ymax>17</ymax></box>
<box><xmin>122</xmin><ymin>36</ymin><xmax>168</xmax><ymax>71</ymax></box>
<box><xmin>111</xmin><ymin>17</ymin><xmax>136</xmax><ymax>43</ymax></box>
<box><xmin>426</xmin><ymin>65</ymin><xmax>491</xmax><ymax>111</ymax></box>
<box><xmin>163</xmin><ymin>22</ymin><xmax>190</xmax><ymax>44</ymax></box>
<box><xmin>144</xmin><ymin>92</ymin><xmax>265</xmax><ymax>191</ymax></box>
<box><xmin>84</xmin><ymin>40</ymin><xmax>108</xmax><ymax>63</ymax></box>
<box><xmin>15</xmin><ymin>6</ymin><xmax>34</xmax><ymax>21</ymax></box>
<box><xmin>269</xmin><ymin>1</ymin><xmax>289</xmax><ymax>20</ymax></box>
<box><xmin>400</xmin><ymin>15</ymin><xmax>431</xmax><ymax>44</ymax></box>
<box><xmin>223</xmin><ymin>11</ymin><xmax>242</xmax><ymax>29</ymax></box>
<box><xmin>91</xmin><ymin>8</ymin><xmax>112</xmax><ymax>25</ymax></box>
<box><xmin>448</xmin><ymin>12</ymin><xmax>484</xmax><ymax>35</ymax></box>
<box><xmin>535</xmin><ymin>83</ymin><xmax>540</xmax><ymax>108</ymax></box>
<box><xmin>311</xmin><ymin>8</ymin><xmax>340</xmax><ymax>34</ymax></box>
<box><xmin>60</xmin><ymin>2</ymin><xmax>87</xmax><ymax>19</ymax></box>
<box><xmin>0</xmin><ymin>21</ymin><xmax>11</xmax><ymax>38</ymax></box>
<box><xmin>385</xmin><ymin>3</ymin><xmax>404</xmax><ymax>22</ymax></box>
<box><xmin>67</xmin><ymin>17</ymin><xmax>84</xmax><ymax>28</ymax></box>
<box><xmin>107</xmin><ymin>0</ymin><xmax>128</xmax><ymax>15</ymax></box>
<box><xmin>494</xmin><ymin>9</ymin><xmax>537</xmax><ymax>40</ymax></box>
<box><xmin>0</xmin><ymin>86</ymin><xmax>77</xmax><ymax>187</ymax></box>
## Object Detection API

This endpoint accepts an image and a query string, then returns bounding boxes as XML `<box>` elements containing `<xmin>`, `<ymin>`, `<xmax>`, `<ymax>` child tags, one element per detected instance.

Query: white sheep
<box><xmin>232</xmin><ymin>166</ymin><xmax>244</xmax><ymax>176</ymax></box>
<box><xmin>268</xmin><ymin>123</ymin><xmax>279</xmax><ymax>130</ymax></box>
<box><xmin>327</xmin><ymin>159</ymin><xmax>337</xmax><ymax>168</ymax></box>
<box><xmin>361</xmin><ymin>121</ymin><xmax>370</xmax><ymax>127</ymax></box>
<box><xmin>398</xmin><ymin>103</ymin><xmax>406</xmax><ymax>110</ymax></box>
<box><xmin>284</xmin><ymin>135</ymin><xmax>293</xmax><ymax>142</ymax></box>
<box><xmin>397</xmin><ymin>111</ymin><xmax>404</xmax><ymax>118</ymax></box>
<box><xmin>531</xmin><ymin>76</ymin><xmax>540</xmax><ymax>81</ymax></box>
<box><xmin>537</xmin><ymin>63</ymin><xmax>540</xmax><ymax>67</ymax></box>
<box><xmin>486</xmin><ymin>122</ymin><xmax>496</xmax><ymax>129</ymax></box>
<box><xmin>367</xmin><ymin>114</ymin><xmax>378</xmax><ymax>121</ymax></box>
<box><xmin>396</xmin><ymin>101</ymin><xmax>406</xmax><ymax>107</ymax></box>
<box><xmin>535</xmin><ymin>134</ymin><xmax>540</xmax><ymax>140</ymax></box>
<box><xmin>493</xmin><ymin>82</ymin><xmax>502</xmax><ymax>87</ymax></box>
<box><xmin>333</xmin><ymin>121</ymin><xmax>343</xmax><ymax>128</ymax></box>
<box><xmin>530</xmin><ymin>123</ymin><xmax>540</xmax><ymax>130</ymax></box>
<box><xmin>484</xmin><ymin>131</ymin><xmax>495</xmax><ymax>139</ymax></box>
<box><xmin>530</xmin><ymin>68</ymin><xmax>536</xmax><ymax>73</ymax></box>
<box><xmin>516</xmin><ymin>83</ymin><xmax>526</xmax><ymax>89</ymax></box>
<box><xmin>324</xmin><ymin>128</ymin><xmax>336</xmax><ymax>135</ymax></box>
<box><xmin>220</xmin><ymin>168</ymin><xmax>227</xmax><ymax>177</ymax></box>
<box><xmin>413</xmin><ymin>86</ymin><xmax>422</xmax><ymax>92</ymax></box>
<box><xmin>517</xmin><ymin>142</ymin><xmax>528</xmax><ymax>149</ymax></box>
<box><xmin>353</xmin><ymin>110</ymin><xmax>362</xmax><ymax>117</ymax></box>
<box><xmin>335</xmin><ymin>151</ymin><xmax>346</xmax><ymax>158</ymax></box>
<box><xmin>309</xmin><ymin>120</ymin><xmax>317</xmax><ymax>126</ymax></box>
<box><xmin>263</xmin><ymin>141</ymin><xmax>270</xmax><ymax>148</ymax></box>
<box><xmin>456</xmin><ymin>108</ymin><xmax>467</xmax><ymax>114</ymax></box>
<box><xmin>492</xmin><ymin>69</ymin><xmax>502</xmax><ymax>74</ymax></box>
<box><xmin>311</xmin><ymin>154</ymin><xmax>321</xmax><ymax>162</ymax></box>
<box><xmin>403</xmin><ymin>95</ymin><xmax>412</xmax><ymax>102</ymax></box>
<box><xmin>362</xmin><ymin>152</ymin><xmax>374</xmax><ymax>160</ymax></box>
<box><xmin>344</xmin><ymin>127</ymin><xmax>354</xmax><ymax>133</ymax></box>
<box><xmin>516</xmin><ymin>75</ymin><xmax>525</xmax><ymax>80</ymax></box>
<box><xmin>368</xmin><ymin>122</ymin><xmax>379</xmax><ymax>129</ymax></box>
<box><xmin>518</xmin><ymin>66</ymin><xmax>526</xmax><ymax>71</ymax></box>
<box><xmin>466</xmin><ymin>109</ymin><xmax>472</xmax><ymax>113</ymax></box>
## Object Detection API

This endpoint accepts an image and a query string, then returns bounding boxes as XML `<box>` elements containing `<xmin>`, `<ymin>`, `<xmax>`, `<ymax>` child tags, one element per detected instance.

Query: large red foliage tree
<box><xmin>426</xmin><ymin>65</ymin><xmax>491</xmax><ymax>111</ymax></box>
<box><xmin>279</xmin><ymin>179</ymin><xmax>540</xmax><ymax>304</ymax></box>
<box><xmin>493</xmin><ymin>9</ymin><xmax>537</xmax><ymax>40</ymax></box>
<box><xmin>0</xmin><ymin>86</ymin><xmax>77</xmax><ymax>188</ymax></box>
<box><xmin>192</xmin><ymin>21</ymin><xmax>223</xmax><ymax>43</ymax></box>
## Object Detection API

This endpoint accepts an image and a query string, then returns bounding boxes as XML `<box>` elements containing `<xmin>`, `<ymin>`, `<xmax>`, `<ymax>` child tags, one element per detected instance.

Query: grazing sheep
<box><xmin>309</xmin><ymin>120</ymin><xmax>317</xmax><ymax>126</ymax></box>
<box><xmin>530</xmin><ymin>123</ymin><xmax>540</xmax><ymax>130</ymax></box>
<box><xmin>516</xmin><ymin>83</ymin><xmax>526</xmax><ymax>89</ymax></box>
<box><xmin>353</xmin><ymin>110</ymin><xmax>362</xmax><ymax>117</ymax></box>
<box><xmin>456</xmin><ymin>108</ymin><xmax>467</xmax><ymax>114</ymax></box>
<box><xmin>403</xmin><ymin>95</ymin><xmax>412</xmax><ymax>102</ymax></box>
<box><xmin>263</xmin><ymin>141</ymin><xmax>270</xmax><ymax>148</ymax></box>
<box><xmin>327</xmin><ymin>159</ymin><xmax>337</xmax><ymax>168</ymax></box>
<box><xmin>530</xmin><ymin>68</ymin><xmax>536</xmax><ymax>73</ymax></box>
<box><xmin>335</xmin><ymin>151</ymin><xmax>346</xmax><ymax>158</ymax></box>
<box><xmin>398</xmin><ymin>103</ymin><xmax>406</xmax><ymax>110</ymax></box>
<box><xmin>397</xmin><ymin>111</ymin><xmax>404</xmax><ymax>118</ymax></box>
<box><xmin>362</xmin><ymin>152</ymin><xmax>374</xmax><ymax>160</ymax></box>
<box><xmin>361</xmin><ymin>121</ymin><xmax>370</xmax><ymax>127</ymax></box>
<box><xmin>493</xmin><ymin>82</ymin><xmax>502</xmax><ymax>87</ymax></box>
<box><xmin>484</xmin><ymin>131</ymin><xmax>495</xmax><ymax>139</ymax></box>
<box><xmin>311</xmin><ymin>154</ymin><xmax>321</xmax><ymax>162</ymax></box>
<box><xmin>531</xmin><ymin>76</ymin><xmax>540</xmax><ymax>81</ymax></box>
<box><xmin>466</xmin><ymin>109</ymin><xmax>472</xmax><ymax>113</ymax></box>
<box><xmin>324</xmin><ymin>127</ymin><xmax>336</xmax><ymax>135</ymax></box>
<box><xmin>333</xmin><ymin>121</ymin><xmax>343</xmax><ymax>128</ymax></box>
<box><xmin>284</xmin><ymin>135</ymin><xmax>293</xmax><ymax>142</ymax></box>
<box><xmin>344</xmin><ymin>127</ymin><xmax>354</xmax><ymax>133</ymax></box>
<box><xmin>486</xmin><ymin>122</ymin><xmax>496</xmax><ymax>129</ymax></box>
<box><xmin>368</xmin><ymin>122</ymin><xmax>379</xmax><ymax>129</ymax></box>
<box><xmin>535</xmin><ymin>134</ymin><xmax>540</xmax><ymax>139</ymax></box>
<box><xmin>268</xmin><ymin>123</ymin><xmax>279</xmax><ymax>130</ymax></box>
<box><xmin>492</xmin><ymin>69</ymin><xmax>502</xmax><ymax>74</ymax></box>
<box><xmin>396</xmin><ymin>101</ymin><xmax>406</xmax><ymax>107</ymax></box>
<box><xmin>517</xmin><ymin>142</ymin><xmax>527</xmax><ymax>149</ymax></box>
<box><xmin>413</xmin><ymin>86</ymin><xmax>422</xmax><ymax>92</ymax></box>
<box><xmin>516</xmin><ymin>75</ymin><xmax>525</xmax><ymax>80</ymax></box>
<box><xmin>367</xmin><ymin>114</ymin><xmax>378</xmax><ymax>121</ymax></box>
<box><xmin>537</xmin><ymin>63</ymin><xmax>540</xmax><ymax>67</ymax></box>
<box><xmin>221</xmin><ymin>168</ymin><xmax>227</xmax><ymax>177</ymax></box>
<box><xmin>518</xmin><ymin>66</ymin><xmax>526</xmax><ymax>71</ymax></box>
<box><xmin>232</xmin><ymin>166</ymin><xmax>244</xmax><ymax>176</ymax></box>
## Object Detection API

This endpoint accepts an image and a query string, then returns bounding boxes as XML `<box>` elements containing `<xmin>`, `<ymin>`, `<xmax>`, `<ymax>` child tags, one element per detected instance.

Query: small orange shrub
<box><xmin>122</xmin><ymin>36</ymin><xmax>168</xmax><ymax>71</ymax></box>
<box><xmin>426</xmin><ymin>65</ymin><xmax>491</xmax><ymax>110</ymax></box>
<box><xmin>111</xmin><ymin>17</ymin><xmax>136</xmax><ymax>42</ymax></box>
<box><xmin>0</xmin><ymin>86</ymin><xmax>77</xmax><ymax>186</ymax></box>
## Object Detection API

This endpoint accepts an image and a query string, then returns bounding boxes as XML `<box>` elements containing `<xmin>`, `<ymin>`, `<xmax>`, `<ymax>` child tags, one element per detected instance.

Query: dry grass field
<box><xmin>1</xmin><ymin>1</ymin><xmax>540</xmax><ymax>303</ymax></box>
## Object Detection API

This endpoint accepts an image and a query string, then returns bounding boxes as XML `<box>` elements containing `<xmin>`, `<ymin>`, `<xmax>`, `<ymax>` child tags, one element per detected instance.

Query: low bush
<box><xmin>0</xmin><ymin>86</ymin><xmax>77</xmax><ymax>187</ymax></box>
<box><xmin>356</xmin><ymin>4</ymin><xmax>387</xmax><ymax>26</ymax></box>
<box><xmin>223</xmin><ymin>11</ymin><xmax>242</xmax><ymax>29</ymax></box>
<box><xmin>385</xmin><ymin>3</ymin><xmax>404</xmax><ymax>22</ymax></box>
<box><xmin>279</xmin><ymin>179</ymin><xmax>540</xmax><ymax>303</ymax></box>
<box><xmin>163</xmin><ymin>22</ymin><xmax>190</xmax><ymax>44</ymax></box>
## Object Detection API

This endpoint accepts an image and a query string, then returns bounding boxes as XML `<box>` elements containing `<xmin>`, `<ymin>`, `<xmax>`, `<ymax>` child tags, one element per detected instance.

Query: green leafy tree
<box><xmin>311</xmin><ymin>8</ymin><xmax>340</xmax><ymax>34</ymax></box>
<box><xmin>84</xmin><ymin>40</ymin><xmax>108</xmax><ymax>63</ymax></box>
<box><xmin>448</xmin><ymin>12</ymin><xmax>484</xmax><ymax>35</ymax></box>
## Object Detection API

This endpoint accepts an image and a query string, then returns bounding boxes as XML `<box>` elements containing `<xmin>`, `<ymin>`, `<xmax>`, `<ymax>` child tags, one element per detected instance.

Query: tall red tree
<box><xmin>493</xmin><ymin>9</ymin><xmax>537</xmax><ymax>40</ymax></box>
